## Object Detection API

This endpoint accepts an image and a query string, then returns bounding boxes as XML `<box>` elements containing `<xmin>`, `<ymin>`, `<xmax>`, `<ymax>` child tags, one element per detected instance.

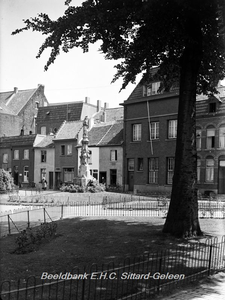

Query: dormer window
<box><xmin>209</xmin><ymin>102</ymin><xmax>216</xmax><ymax>113</ymax></box>
<box><xmin>143</xmin><ymin>82</ymin><xmax>161</xmax><ymax>96</ymax></box>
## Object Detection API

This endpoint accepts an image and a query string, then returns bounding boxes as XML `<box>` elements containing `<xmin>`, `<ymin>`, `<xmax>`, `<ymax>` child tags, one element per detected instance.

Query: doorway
<box><xmin>99</xmin><ymin>172</ymin><xmax>107</xmax><ymax>184</ymax></box>
<box><xmin>128</xmin><ymin>172</ymin><xmax>134</xmax><ymax>191</ymax></box>
<box><xmin>218</xmin><ymin>159</ymin><xmax>225</xmax><ymax>194</ymax></box>
<box><xmin>49</xmin><ymin>172</ymin><xmax>53</xmax><ymax>189</ymax></box>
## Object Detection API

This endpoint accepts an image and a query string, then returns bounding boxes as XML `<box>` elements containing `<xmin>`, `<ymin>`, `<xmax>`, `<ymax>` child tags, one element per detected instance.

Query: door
<box><xmin>55</xmin><ymin>172</ymin><xmax>61</xmax><ymax>190</ymax></box>
<box><xmin>99</xmin><ymin>172</ymin><xmax>107</xmax><ymax>184</ymax></box>
<box><xmin>128</xmin><ymin>172</ymin><xmax>134</xmax><ymax>191</ymax></box>
<box><xmin>218</xmin><ymin>160</ymin><xmax>225</xmax><ymax>194</ymax></box>
<box><xmin>49</xmin><ymin>172</ymin><xmax>53</xmax><ymax>189</ymax></box>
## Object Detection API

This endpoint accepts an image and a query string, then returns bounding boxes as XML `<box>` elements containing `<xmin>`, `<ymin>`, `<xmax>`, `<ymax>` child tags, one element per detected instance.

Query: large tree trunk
<box><xmin>163</xmin><ymin>14</ymin><xmax>203</xmax><ymax>238</ymax></box>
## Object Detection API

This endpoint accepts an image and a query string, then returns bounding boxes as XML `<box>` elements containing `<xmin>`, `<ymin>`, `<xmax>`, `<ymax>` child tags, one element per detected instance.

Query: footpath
<box><xmin>155</xmin><ymin>272</ymin><xmax>225</xmax><ymax>300</ymax></box>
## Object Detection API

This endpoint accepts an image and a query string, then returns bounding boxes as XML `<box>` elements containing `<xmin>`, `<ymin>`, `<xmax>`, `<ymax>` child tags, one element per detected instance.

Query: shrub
<box><xmin>60</xmin><ymin>181</ymin><xmax>105</xmax><ymax>193</ymax></box>
<box><xmin>0</xmin><ymin>169</ymin><xmax>14</xmax><ymax>192</ymax></box>
<box><xmin>14</xmin><ymin>222</ymin><xmax>57</xmax><ymax>254</ymax></box>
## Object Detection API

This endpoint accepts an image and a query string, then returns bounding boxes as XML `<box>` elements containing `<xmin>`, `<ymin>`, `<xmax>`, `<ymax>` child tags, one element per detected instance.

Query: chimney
<box><xmin>38</xmin><ymin>84</ymin><xmax>45</xmax><ymax>92</ymax></box>
<box><xmin>97</xmin><ymin>100</ymin><xmax>101</xmax><ymax>112</ymax></box>
<box><xmin>104</xmin><ymin>102</ymin><xmax>109</xmax><ymax>110</ymax></box>
<box><xmin>85</xmin><ymin>97</ymin><xmax>90</xmax><ymax>104</ymax></box>
<box><xmin>14</xmin><ymin>87</ymin><xmax>18</xmax><ymax>94</ymax></box>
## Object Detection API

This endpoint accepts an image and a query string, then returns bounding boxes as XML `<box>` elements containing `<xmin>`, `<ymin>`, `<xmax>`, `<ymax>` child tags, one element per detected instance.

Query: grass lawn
<box><xmin>0</xmin><ymin>216</ymin><xmax>224</xmax><ymax>284</ymax></box>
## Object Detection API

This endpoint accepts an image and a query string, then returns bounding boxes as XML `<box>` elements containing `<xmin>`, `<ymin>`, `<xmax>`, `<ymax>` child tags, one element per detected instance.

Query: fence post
<box><xmin>7</xmin><ymin>215</ymin><xmax>11</xmax><ymax>235</ymax></box>
<box><xmin>81</xmin><ymin>269</ymin><xmax>86</xmax><ymax>300</ymax></box>
<box><xmin>27</xmin><ymin>210</ymin><xmax>30</xmax><ymax>228</ymax></box>
<box><xmin>208</xmin><ymin>244</ymin><xmax>213</xmax><ymax>276</ymax></box>
<box><xmin>61</xmin><ymin>205</ymin><xmax>64</xmax><ymax>220</ymax></box>
<box><xmin>157</xmin><ymin>254</ymin><xmax>162</xmax><ymax>293</ymax></box>
<box><xmin>43</xmin><ymin>208</ymin><xmax>46</xmax><ymax>223</ymax></box>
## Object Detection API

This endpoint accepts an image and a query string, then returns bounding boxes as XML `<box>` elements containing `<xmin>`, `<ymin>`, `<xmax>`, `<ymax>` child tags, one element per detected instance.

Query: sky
<box><xmin>0</xmin><ymin>0</ymin><xmax>141</xmax><ymax>108</ymax></box>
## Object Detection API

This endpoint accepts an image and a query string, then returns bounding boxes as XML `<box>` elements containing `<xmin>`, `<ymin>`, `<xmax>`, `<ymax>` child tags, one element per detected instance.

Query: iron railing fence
<box><xmin>1</xmin><ymin>201</ymin><xmax>225</xmax><ymax>237</ymax></box>
<box><xmin>1</xmin><ymin>236</ymin><xmax>224</xmax><ymax>300</ymax></box>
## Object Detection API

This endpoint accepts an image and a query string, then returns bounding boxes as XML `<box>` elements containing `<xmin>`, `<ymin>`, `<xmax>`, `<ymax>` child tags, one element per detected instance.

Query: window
<box><xmin>24</xmin><ymin>149</ymin><xmax>29</xmax><ymax>159</ymax></box>
<box><xmin>40</xmin><ymin>168</ymin><xmax>46</xmax><ymax>180</ymax></box>
<box><xmin>206</xmin><ymin>157</ymin><xmax>214</xmax><ymax>182</ymax></box>
<box><xmin>67</xmin><ymin>144</ymin><xmax>72</xmax><ymax>155</ymax></box>
<box><xmin>23</xmin><ymin>166</ymin><xmax>29</xmax><ymax>182</ymax></box>
<box><xmin>206</xmin><ymin>127</ymin><xmax>215</xmax><ymax>149</ymax></box>
<box><xmin>209</xmin><ymin>102</ymin><xmax>216</xmax><ymax>113</ymax></box>
<box><xmin>143</xmin><ymin>82</ymin><xmax>161</xmax><ymax>96</ymax></box>
<box><xmin>92</xmin><ymin>169</ymin><xmax>98</xmax><ymax>180</ymax></box>
<box><xmin>3</xmin><ymin>153</ymin><xmax>8</xmax><ymax>163</ymax></box>
<box><xmin>148</xmin><ymin>158</ymin><xmax>159</xmax><ymax>184</ymax></box>
<box><xmin>168</xmin><ymin>120</ymin><xmax>177</xmax><ymax>139</ymax></box>
<box><xmin>41</xmin><ymin>150</ymin><xmax>47</xmax><ymax>162</ymax></box>
<box><xmin>41</xmin><ymin>126</ymin><xmax>46</xmax><ymax>135</ymax></box>
<box><xmin>110</xmin><ymin>169</ymin><xmax>117</xmax><ymax>185</ymax></box>
<box><xmin>167</xmin><ymin>157</ymin><xmax>175</xmax><ymax>184</ymax></box>
<box><xmin>63</xmin><ymin>168</ymin><xmax>74</xmax><ymax>182</ymax></box>
<box><xmin>61</xmin><ymin>145</ymin><xmax>65</xmax><ymax>156</ymax></box>
<box><xmin>197</xmin><ymin>157</ymin><xmax>201</xmax><ymax>182</ymax></box>
<box><xmin>150</xmin><ymin>122</ymin><xmax>159</xmax><ymax>140</ymax></box>
<box><xmin>138</xmin><ymin>158</ymin><xmax>144</xmax><ymax>171</ymax></box>
<box><xmin>14</xmin><ymin>150</ymin><xmax>19</xmax><ymax>160</ymax></box>
<box><xmin>110</xmin><ymin>150</ymin><xmax>117</xmax><ymax>161</ymax></box>
<box><xmin>35</xmin><ymin>101</ymin><xmax>39</xmax><ymax>109</ymax></box>
<box><xmin>132</xmin><ymin>124</ymin><xmax>142</xmax><ymax>141</ymax></box>
<box><xmin>196</xmin><ymin>129</ymin><xmax>201</xmax><ymax>149</ymax></box>
<box><xmin>219</xmin><ymin>125</ymin><xmax>225</xmax><ymax>148</ymax></box>
<box><xmin>128</xmin><ymin>159</ymin><xmax>134</xmax><ymax>171</ymax></box>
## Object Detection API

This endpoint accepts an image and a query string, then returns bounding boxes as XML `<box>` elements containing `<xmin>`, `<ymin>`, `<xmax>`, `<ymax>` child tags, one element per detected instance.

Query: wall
<box><xmin>0</xmin><ymin>114</ymin><xmax>21</xmax><ymax>137</ymax></box>
<box><xmin>123</xmin><ymin>95</ymin><xmax>178</xmax><ymax>193</ymax></box>
<box><xmin>54</xmin><ymin>140</ymin><xmax>79</xmax><ymax>182</ymax></box>
<box><xmin>20</xmin><ymin>86</ymin><xmax>48</xmax><ymax>135</ymax></box>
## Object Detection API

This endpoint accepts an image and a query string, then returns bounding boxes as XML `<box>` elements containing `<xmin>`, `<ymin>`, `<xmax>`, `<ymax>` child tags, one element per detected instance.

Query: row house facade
<box><xmin>53</xmin><ymin>121</ymin><xmax>83</xmax><ymax>189</ymax></box>
<box><xmin>33</xmin><ymin>135</ymin><xmax>55</xmax><ymax>189</ymax></box>
<box><xmin>122</xmin><ymin>80</ymin><xmax>225</xmax><ymax>195</ymax></box>
<box><xmin>78</xmin><ymin>120</ymin><xmax>123</xmax><ymax>187</ymax></box>
<box><xmin>0</xmin><ymin>134</ymin><xmax>36</xmax><ymax>187</ymax></box>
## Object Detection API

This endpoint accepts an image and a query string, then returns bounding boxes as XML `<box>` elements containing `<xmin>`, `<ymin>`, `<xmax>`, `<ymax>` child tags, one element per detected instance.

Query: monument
<box><xmin>74</xmin><ymin>116</ymin><xmax>93</xmax><ymax>187</ymax></box>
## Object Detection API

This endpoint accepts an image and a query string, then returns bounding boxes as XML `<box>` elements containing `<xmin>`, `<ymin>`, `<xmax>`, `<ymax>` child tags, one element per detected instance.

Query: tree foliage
<box><xmin>12</xmin><ymin>0</ymin><xmax>225</xmax><ymax>92</ymax></box>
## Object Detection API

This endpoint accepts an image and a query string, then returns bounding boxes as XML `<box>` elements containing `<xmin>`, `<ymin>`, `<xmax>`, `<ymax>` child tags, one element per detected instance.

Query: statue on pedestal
<box><xmin>78</xmin><ymin>116</ymin><xmax>92</xmax><ymax>184</ymax></box>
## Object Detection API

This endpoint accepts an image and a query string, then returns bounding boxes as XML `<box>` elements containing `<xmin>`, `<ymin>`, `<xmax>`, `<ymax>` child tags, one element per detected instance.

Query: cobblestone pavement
<box><xmin>155</xmin><ymin>272</ymin><xmax>225</xmax><ymax>300</ymax></box>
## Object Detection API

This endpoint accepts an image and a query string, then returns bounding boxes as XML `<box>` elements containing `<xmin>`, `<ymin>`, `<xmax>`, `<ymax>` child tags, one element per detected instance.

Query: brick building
<box><xmin>0</xmin><ymin>85</ymin><xmax>48</xmax><ymax>137</ymax></box>
<box><xmin>35</xmin><ymin>98</ymin><xmax>106</xmax><ymax>135</ymax></box>
<box><xmin>196</xmin><ymin>86</ymin><xmax>225</xmax><ymax>195</ymax></box>
<box><xmin>53</xmin><ymin>120</ymin><xmax>83</xmax><ymax>188</ymax></box>
<box><xmin>122</xmin><ymin>80</ymin><xmax>225</xmax><ymax>195</ymax></box>
<box><xmin>0</xmin><ymin>134</ymin><xmax>36</xmax><ymax>187</ymax></box>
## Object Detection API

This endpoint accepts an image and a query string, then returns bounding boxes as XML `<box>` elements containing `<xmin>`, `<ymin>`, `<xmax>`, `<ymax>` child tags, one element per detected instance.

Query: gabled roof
<box><xmin>34</xmin><ymin>134</ymin><xmax>55</xmax><ymax>148</ymax></box>
<box><xmin>88</xmin><ymin>124</ymin><xmax>113</xmax><ymax>145</ymax></box>
<box><xmin>36</xmin><ymin>102</ymin><xmax>83</xmax><ymax>122</ymax></box>
<box><xmin>54</xmin><ymin>120</ymin><xmax>83</xmax><ymax>140</ymax></box>
<box><xmin>0</xmin><ymin>134</ymin><xmax>36</xmax><ymax>148</ymax></box>
<box><xmin>0</xmin><ymin>88</ymin><xmax>37</xmax><ymax>115</ymax></box>
<box><xmin>88</xmin><ymin>121</ymin><xmax>123</xmax><ymax>146</ymax></box>
<box><xmin>99</xmin><ymin>121</ymin><xmax>123</xmax><ymax>145</ymax></box>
